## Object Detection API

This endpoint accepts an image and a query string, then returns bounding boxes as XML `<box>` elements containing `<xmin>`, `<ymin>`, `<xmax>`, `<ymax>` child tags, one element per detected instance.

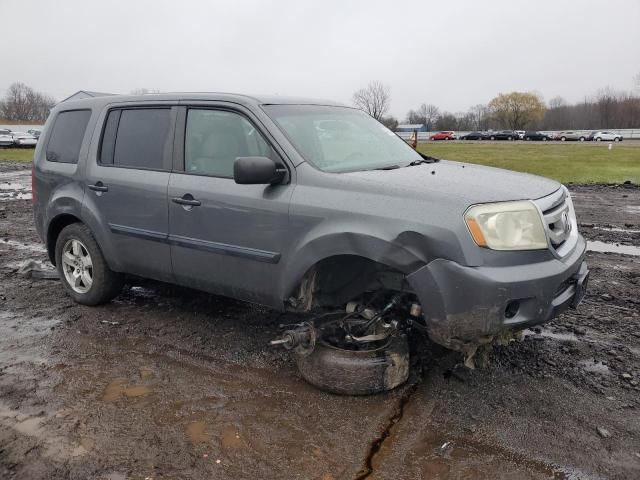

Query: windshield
<box><xmin>263</xmin><ymin>105</ymin><xmax>423</xmax><ymax>172</ymax></box>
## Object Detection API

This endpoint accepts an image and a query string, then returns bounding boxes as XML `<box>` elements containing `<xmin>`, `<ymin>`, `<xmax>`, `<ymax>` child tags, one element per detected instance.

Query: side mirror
<box><xmin>234</xmin><ymin>157</ymin><xmax>286</xmax><ymax>185</ymax></box>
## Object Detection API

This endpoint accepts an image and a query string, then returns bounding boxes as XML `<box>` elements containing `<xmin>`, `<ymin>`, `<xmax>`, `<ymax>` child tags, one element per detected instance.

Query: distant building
<box><xmin>60</xmin><ymin>90</ymin><xmax>115</xmax><ymax>103</ymax></box>
<box><xmin>396</xmin><ymin>123</ymin><xmax>426</xmax><ymax>132</ymax></box>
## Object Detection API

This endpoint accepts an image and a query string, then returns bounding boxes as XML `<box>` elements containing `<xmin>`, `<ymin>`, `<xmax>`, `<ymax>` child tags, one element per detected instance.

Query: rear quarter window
<box><xmin>45</xmin><ymin>110</ymin><xmax>92</xmax><ymax>163</ymax></box>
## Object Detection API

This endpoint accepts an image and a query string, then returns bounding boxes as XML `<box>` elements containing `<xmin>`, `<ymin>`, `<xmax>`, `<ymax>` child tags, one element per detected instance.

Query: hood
<box><xmin>341</xmin><ymin>160</ymin><xmax>561</xmax><ymax>207</ymax></box>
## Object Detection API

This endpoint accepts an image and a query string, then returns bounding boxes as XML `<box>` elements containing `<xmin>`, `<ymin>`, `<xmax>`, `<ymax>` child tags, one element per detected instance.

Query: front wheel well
<box><xmin>288</xmin><ymin>255</ymin><xmax>412</xmax><ymax>311</ymax></box>
<box><xmin>47</xmin><ymin>214</ymin><xmax>82</xmax><ymax>265</ymax></box>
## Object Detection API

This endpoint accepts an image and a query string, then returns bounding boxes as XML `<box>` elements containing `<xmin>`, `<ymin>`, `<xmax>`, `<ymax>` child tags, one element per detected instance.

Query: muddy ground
<box><xmin>1</xmin><ymin>162</ymin><xmax>639</xmax><ymax>480</ymax></box>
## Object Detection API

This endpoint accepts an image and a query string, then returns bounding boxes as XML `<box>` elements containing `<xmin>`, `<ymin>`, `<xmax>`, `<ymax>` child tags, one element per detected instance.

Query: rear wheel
<box><xmin>561</xmin><ymin>137</ymin><xmax>566</xmax><ymax>141</ymax></box>
<box><xmin>580</xmin><ymin>137</ymin><xmax>585</xmax><ymax>141</ymax></box>
<box><xmin>614</xmin><ymin>137</ymin><xmax>619</xmax><ymax>142</ymax></box>
<box><xmin>596</xmin><ymin>137</ymin><xmax>602</xmax><ymax>141</ymax></box>
<box><xmin>55</xmin><ymin>223</ymin><xmax>123</xmax><ymax>305</ymax></box>
<box><xmin>490</xmin><ymin>136</ymin><xmax>496</xmax><ymax>140</ymax></box>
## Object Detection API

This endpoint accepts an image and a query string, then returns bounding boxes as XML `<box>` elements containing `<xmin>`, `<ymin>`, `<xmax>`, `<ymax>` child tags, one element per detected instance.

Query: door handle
<box><xmin>172</xmin><ymin>196</ymin><xmax>201</xmax><ymax>207</ymax></box>
<box><xmin>88</xmin><ymin>182</ymin><xmax>108</xmax><ymax>192</ymax></box>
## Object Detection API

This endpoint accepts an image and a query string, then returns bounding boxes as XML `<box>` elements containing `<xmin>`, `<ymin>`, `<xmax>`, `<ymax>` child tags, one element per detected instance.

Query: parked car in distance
<box><xmin>487</xmin><ymin>130</ymin><xmax>518</xmax><ymax>141</ymax></box>
<box><xmin>0</xmin><ymin>129</ymin><xmax>14</xmax><ymax>147</ymax></box>
<box><xmin>33</xmin><ymin>93</ymin><xmax>589</xmax><ymax>395</ymax></box>
<box><xmin>27</xmin><ymin>129</ymin><xmax>42</xmax><ymax>139</ymax></box>
<box><xmin>460</xmin><ymin>131</ymin><xmax>485</xmax><ymax>140</ymax></box>
<box><xmin>515</xmin><ymin>130</ymin><xmax>525</xmax><ymax>139</ymax></box>
<box><xmin>523</xmin><ymin>131</ymin><xmax>552</xmax><ymax>141</ymax></box>
<box><xmin>591</xmin><ymin>131</ymin><xmax>623</xmax><ymax>142</ymax></box>
<box><xmin>557</xmin><ymin>131</ymin><xmax>589</xmax><ymax>142</ymax></box>
<box><xmin>11</xmin><ymin>132</ymin><xmax>38</xmax><ymax>147</ymax></box>
<box><xmin>430</xmin><ymin>131</ymin><xmax>456</xmax><ymax>141</ymax></box>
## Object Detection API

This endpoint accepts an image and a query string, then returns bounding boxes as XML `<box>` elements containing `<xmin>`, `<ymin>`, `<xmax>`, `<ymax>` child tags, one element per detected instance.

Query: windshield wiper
<box><xmin>407</xmin><ymin>157</ymin><xmax>437</xmax><ymax>166</ymax></box>
<box><xmin>374</xmin><ymin>164</ymin><xmax>401</xmax><ymax>170</ymax></box>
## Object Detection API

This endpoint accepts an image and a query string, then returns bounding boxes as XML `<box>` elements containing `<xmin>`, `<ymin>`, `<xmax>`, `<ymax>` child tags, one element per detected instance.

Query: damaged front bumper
<box><xmin>406</xmin><ymin>236</ymin><xmax>589</xmax><ymax>351</ymax></box>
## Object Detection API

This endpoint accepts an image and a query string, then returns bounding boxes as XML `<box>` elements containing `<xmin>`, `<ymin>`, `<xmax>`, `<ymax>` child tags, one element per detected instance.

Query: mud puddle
<box><xmin>592</xmin><ymin>225</ymin><xmax>640</xmax><ymax>234</ymax></box>
<box><xmin>0</xmin><ymin>238</ymin><xmax>46</xmax><ymax>252</ymax></box>
<box><xmin>523</xmin><ymin>328</ymin><xmax>579</xmax><ymax>342</ymax></box>
<box><xmin>0</xmin><ymin>170</ymin><xmax>31</xmax><ymax>201</ymax></box>
<box><xmin>587</xmin><ymin>240</ymin><xmax>640</xmax><ymax>256</ymax></box>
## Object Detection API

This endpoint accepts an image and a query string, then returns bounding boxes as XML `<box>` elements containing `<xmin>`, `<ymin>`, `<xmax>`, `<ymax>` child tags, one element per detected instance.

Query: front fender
<box><xmin>278</xmin><ymin>230</ymin><xmax>435</xmax><ymax>301</ymax></box>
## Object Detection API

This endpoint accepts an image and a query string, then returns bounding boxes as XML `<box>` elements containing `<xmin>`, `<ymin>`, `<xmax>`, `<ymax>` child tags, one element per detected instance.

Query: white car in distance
<box><xmin>592</xmin><ymin>131</ymin><xmax>623</xmax><ymax>142</ymax></box>
<box><xmin>11</xmin><ymin>132</ymin><xmax>38</xmax><ymax>147</ymax></box>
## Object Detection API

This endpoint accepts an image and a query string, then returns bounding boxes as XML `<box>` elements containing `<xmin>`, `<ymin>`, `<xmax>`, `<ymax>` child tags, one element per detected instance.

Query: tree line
<box><xmin>353</xmin><ymin>81</ymin><xmax>640</xmax><ymax>131</ymax></box>
<box><xmin>0</xmin><ymin>82</ymin><xmax>56</xmax><ymax>123</ymax></box>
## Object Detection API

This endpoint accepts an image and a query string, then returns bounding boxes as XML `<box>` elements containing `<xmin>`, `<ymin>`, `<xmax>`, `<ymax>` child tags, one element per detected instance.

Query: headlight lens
<box><xmin>464</xmin><ymin>201</ymin><xmax>547</xmax><ymax>250</ymax></box>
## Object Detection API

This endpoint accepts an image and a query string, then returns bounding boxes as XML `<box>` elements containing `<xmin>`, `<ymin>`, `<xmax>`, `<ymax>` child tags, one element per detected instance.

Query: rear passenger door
<box><xmin>83</xmin><ymin>106</ymin><xmax>176</xmax><ymax>281</ymax></box>
<box><xmin>167</xmin><ymin>105</ymin><xmax>293</xmax><ymax>307</ymax></box>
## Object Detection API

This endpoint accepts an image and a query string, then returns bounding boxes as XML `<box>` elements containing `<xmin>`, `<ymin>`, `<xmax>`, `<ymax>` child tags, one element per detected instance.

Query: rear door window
<box><xmin>100</xmin><ymin>108</ymin><xmax>172</xmax><ymax>170</ymax></box>
<box><xmin>46</xmin><ymin>110</ymin><xmax>92</xmax><ymax>163</ymax></box>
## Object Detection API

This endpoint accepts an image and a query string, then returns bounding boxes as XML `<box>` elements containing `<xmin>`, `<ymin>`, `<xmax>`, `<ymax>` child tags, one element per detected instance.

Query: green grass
<box><xmin>0</xmin><ymin>148</ymin><xmax>34</xmax><ymax>163</ymax></box>
<box><xmin>417</xmin><ymin>142</ymin><xmax>640</xmax><ymax>184</ymax></box>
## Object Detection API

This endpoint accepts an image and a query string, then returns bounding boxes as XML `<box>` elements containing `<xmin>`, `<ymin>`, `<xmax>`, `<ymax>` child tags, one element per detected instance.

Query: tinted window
<box><xmin>112</xmin><ymin>108</ymin><xmax>171</xmax><ymax>169</ymax></box>
<box><xmin>46</xmin><ymin>110</ymin><xmax>91</xmax><ymax>163</ymax></box>
<box><xmin>99</xmin><ymin>109</ymin><xmax>120</xmax><ymax>165</ymax></box>
<box><xmin>185</xmin><ymin>109</ymin><xmax>274</xmax><ymax>177</ymax></box>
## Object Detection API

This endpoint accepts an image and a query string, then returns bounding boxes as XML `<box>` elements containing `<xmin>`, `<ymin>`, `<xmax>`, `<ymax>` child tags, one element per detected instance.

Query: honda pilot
<box><xmin>33</xmin><ymin>93</ymin><xmax>589</xmax><ymax>394</ymax></box>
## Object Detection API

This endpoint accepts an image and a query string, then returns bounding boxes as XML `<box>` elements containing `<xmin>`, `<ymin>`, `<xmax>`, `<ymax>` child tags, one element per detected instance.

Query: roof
<box><xmin>54</xmin><ymin>92</ymin><xmax>350</xmax><ymax>110</ymax></box>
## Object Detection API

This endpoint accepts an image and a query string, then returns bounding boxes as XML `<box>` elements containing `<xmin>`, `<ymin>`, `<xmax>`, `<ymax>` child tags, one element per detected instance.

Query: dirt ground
<box><xmin>1</xmin><ymin>162</ymin><xmax>639</xmax><ymax>480</ymax></box>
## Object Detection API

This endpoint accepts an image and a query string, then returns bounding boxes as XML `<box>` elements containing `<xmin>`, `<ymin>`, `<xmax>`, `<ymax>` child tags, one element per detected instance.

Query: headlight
<box><xmin>464</xmin><ymin>201</ymin><xmax>547</xmax><ymax>250</ymax></box>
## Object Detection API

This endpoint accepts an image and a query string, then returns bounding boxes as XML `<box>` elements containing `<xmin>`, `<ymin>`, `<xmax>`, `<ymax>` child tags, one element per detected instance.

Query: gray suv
<box><xmin>33</xmin><ymin>93</ymin><xmax>589</xmax><ymax>393</ymax></box>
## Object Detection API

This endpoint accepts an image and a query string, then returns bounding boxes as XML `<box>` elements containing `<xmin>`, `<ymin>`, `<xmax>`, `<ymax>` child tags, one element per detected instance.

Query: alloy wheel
<box><xmin>61</xmin><ymin>238</ymin><xmax>93</xmax><ymax>294</ymax></box>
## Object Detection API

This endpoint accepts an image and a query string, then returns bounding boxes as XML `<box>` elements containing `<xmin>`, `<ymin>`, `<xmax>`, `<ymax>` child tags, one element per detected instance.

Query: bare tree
<box><xmin>469</xmin><ymin>104</ymin><xmax>490</xmax><ymax>130</ymax></box>
<box><xmin>596</xmin><ymin>87</ymin><xmax>618</xmax><ymax>129</ymax></box>
<box><xmin>0</xmin><ymin>82</ymin><xmax>55</xmax><ymax>123</ymax></box>
<box><xmin>352</xmin><ymin>81</ymin><xmax>390</xmax><ymax>120</ymax></box>
<box><xmin>380</xmin><ymin>115</ymin><xmax>399</xmax><ymax>131</ymax></box>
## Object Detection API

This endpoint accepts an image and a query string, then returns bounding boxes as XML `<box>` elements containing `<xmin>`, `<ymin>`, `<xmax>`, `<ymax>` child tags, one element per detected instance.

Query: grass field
<box><xmin>0</xmin><ymin>148</ymin><xmax>34</xmax><ymax>163</ymax></box>
<box><xmin>418</xmin><ymin>141</ymin><xmax>640</xmax><ymax>184</ymax></box>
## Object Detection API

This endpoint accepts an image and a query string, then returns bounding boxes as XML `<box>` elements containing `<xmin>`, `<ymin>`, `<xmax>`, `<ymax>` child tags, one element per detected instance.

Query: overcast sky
<box><xmin>1</xmin><ymin>0</ymin><xmax>638</xmax><ymax>118</ymax></box>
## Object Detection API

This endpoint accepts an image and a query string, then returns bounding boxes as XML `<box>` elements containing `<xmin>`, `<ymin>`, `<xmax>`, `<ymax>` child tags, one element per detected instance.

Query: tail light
<box><xmin>31</xmin><ymin>164</ymin><xmax>36</xmax><ymax>204</ymax></box>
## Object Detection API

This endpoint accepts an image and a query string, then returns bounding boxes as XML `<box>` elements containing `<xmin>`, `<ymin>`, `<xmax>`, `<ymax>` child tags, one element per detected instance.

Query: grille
<box><xmin>536</xmin><ymin>187</ymin><xmax>578</xmax><ymax>257</ymax></box>
<box><xmin>543</xmin><ymin>200</ymin><xmax>571</xmax><ymax>248</ymax></box>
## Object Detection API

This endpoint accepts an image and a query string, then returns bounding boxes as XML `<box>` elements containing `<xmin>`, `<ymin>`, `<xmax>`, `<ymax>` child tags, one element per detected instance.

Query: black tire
<box><xmin>490</xmin><ymin>136</ymin><xmax>496</xmax><ymax>140</ymax></box>
<box><xmin>596</xmin><ymin>137</ymin><xmax>601</xmax><ymax>142</ymax></box>
<box><xmin>295</xmin><ymin>335</ymin><xmax>409</xmax><ymax>395</ymax></box>
<box><xmin>55</xmin><ymin>223</ymin><xmax>123</xmax><ymax>305</ymax></box>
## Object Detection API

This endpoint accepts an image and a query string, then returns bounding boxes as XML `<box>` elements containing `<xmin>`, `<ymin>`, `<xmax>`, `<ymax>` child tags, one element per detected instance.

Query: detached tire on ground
<box><xmin>295</xmin><ymin>335</ymin><xmax>410</xmax><ymax>395</ymax></box>
<box><xmin>55</xmin><ymin>223</ymin><xmax>124</xmax><ymax>305</ymax></box>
